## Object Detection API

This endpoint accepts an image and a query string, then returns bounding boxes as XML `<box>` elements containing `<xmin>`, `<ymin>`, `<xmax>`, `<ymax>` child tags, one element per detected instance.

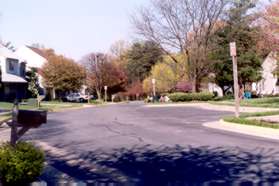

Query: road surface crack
<box><xmin>103</xmin><ymin>123</ymin><xmax>144</xmax><ymax>143</ymax></box>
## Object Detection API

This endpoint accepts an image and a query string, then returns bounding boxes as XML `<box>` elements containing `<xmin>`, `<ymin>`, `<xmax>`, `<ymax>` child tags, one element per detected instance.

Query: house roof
<box><xmin>0</xmin><ymin>45</ymin><xmax>20</xmax><ymax>59</ymax></box>
<box><xmin>26</xmin><ymin>46</ymin><xmax>48</xmax><ymax>59</ymax></box>
<box><xmin>2</xmin><ymin>73</ymin><xmax>27</xmax><ymax>83</ymax></box>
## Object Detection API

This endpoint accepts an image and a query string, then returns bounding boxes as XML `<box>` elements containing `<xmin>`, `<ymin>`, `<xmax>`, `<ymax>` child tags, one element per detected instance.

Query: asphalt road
<box><xmin>24</xmin><ymin>102</ymin><xmax>279</xmax><ymax>185</ymax></box>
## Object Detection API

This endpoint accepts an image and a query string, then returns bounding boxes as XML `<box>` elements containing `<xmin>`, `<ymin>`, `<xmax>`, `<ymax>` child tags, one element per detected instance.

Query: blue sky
<box><xmin>0</xmin><ymin>0</ymin><xmax>149</xmax><ymax>60</ymax></box>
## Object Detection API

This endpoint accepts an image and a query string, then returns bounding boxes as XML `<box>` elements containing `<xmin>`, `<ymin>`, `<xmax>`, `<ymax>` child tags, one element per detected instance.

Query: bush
<box><xmin>213</xmin><ymin>95</ymin><xmax>234</xmax><ymax>101</ymax></box>
<box><xmin>90</xmin><ymin>99</ymin><xmax>104</xmax><ymax>104</ymax></box>
<box><xmin>0</xmin><ymin>142</ymin><xmax>45</xmax><ymax>184</ymax></box>
<box><xmin>168</xmin><ymin>92</ymin><xmax>214</xmax><ymax>102</ymax></box>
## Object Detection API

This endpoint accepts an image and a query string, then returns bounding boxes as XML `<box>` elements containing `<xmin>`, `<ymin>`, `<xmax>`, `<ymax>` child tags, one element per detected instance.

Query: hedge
<box><xmin>168</xmin><ymin>92</ymin><xmax>214</xmax><ymax>102</ymax></box>
<box><xmin>0</xmin><ymin>142</ymin><xmax>45</xmax><ymax>184</ymax></box>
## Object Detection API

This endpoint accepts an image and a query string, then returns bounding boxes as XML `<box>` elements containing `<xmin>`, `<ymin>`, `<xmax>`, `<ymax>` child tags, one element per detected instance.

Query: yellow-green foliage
<box><xmin>143</xmin><ymin>54</ymin><xmax>188</xmax><ymax>93</ymax></box>
<box><xmin>0</xmin><ymin>142</ymin><xmax>45</xmax><ymax>184</ymax></box>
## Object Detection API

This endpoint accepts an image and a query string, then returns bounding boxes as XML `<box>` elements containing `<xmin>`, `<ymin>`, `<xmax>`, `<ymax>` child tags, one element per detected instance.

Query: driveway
<box><xmin>22</xmin><ymin>102</ymin><xmax>279</xmax><ymax>185</ymax></box>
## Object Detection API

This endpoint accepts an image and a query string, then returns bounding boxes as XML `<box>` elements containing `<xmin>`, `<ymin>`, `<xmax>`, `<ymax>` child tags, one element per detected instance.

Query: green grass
<box><xmin>223</xmin><ymin>110</ymin><xmax>279</xmax><ymax>129</ymax></box>
<box><xmin>0</xmin><ymin>101</ymin><xmax>86</xmax><ymax>125</ymax></box>
<box><xmin>39</xmin><ymin>101</ymin><xmax>84</xmax><ymax>111</ymax></box>
<box><xmin>240</xmin><ymin>110</ymin><xmax>279</xmax><ymax>117</ymax></box>
<box><xmin>0</xmin><ymin>101</ymin><xmax>84</xmax><ymax>112</ymax></box>
<box><xmin>210</xmin><ymin>97</ymin><xmax>279</xmax><ymax>108</ymax></box>
<box><xmin>224</xmin><ymin>116</ymin><xmax>279</xmax><ymax>129</ymax></box>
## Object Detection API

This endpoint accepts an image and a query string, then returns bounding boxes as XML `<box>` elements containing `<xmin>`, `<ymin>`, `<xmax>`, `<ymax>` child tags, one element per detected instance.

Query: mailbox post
<box><xmin>9</xmin><ymin>101</ymin><xmax>47</xmax><ymax>146</ymax></box>
<box><xmin>10</xmin><ymin>101</ymin><xmax>19</xmax><ymax>146</ymax></box>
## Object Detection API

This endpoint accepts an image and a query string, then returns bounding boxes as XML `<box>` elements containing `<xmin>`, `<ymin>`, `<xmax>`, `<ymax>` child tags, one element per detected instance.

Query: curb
<box><xmin>144</xmin><ymin>103</ymin><xmax>279</xmax><ymax>113</ymax></box>
<box><xmin>203</xmin><ymin>120</ymin><xmax>279</xmax><ymax>141</ymax></box>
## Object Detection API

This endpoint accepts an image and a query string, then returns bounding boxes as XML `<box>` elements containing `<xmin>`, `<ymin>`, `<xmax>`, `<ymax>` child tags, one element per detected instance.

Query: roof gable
<box><xmin>26</xmin><ymin>46</ymin><xmax>48</xmax><ymax>59</ymax></box>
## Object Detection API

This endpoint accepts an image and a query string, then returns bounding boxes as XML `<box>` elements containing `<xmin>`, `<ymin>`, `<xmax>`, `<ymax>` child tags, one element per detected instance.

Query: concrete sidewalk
<box><xmin>0</xmin><ymin>128</ymin><xmax>10</xmax><ymax>143</ymax></box>
<box><xmin>0</xmin><ymin>122</ymin><xmax>11</xmax><ymax>143</ymax></box>
<box><xmin>145</xmin><ymin>103</ymin><xmax>279</xmax><ymax>113</ymax></box>
<box><xmin>204</xmin><ymin>120</ymin><xmax>279</xmax><ymax>141</ymax></box>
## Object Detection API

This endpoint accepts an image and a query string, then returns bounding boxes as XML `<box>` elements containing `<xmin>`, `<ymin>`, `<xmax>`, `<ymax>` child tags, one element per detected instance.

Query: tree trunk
<box><xmin>52</xmin><ymin>88</ymin><xmax>56</xmax><ymax>100</ymax></box>
<box><xmin>96</xmin><ymin>89</ymin><xmax>102</xmax><ymax>100</ymax></box>
<box><xmin>192</xmin><ymin>79</ymin><xmax>197</xmax><ymax>93</ymax></box>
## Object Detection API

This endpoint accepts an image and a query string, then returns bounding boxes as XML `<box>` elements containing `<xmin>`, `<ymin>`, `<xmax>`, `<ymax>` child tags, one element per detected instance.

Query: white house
<box><xmin>0</xmin><ymin>45</ymin><xmax>27</xmax><ymax>101</ymax></box>
<box><xmin>15</xmin><ymin>45</ymin><xmax>48</xmax><ymax>93</ymax></box>
<box><xmin>15</xmin><ymin>45</ymin><xmax>48</xmax><ymax>69</ymax></box>
<box><xmin>255</xmin><ymin>52</ymin><xmax>279</xmax><ymax>95</ymax></box>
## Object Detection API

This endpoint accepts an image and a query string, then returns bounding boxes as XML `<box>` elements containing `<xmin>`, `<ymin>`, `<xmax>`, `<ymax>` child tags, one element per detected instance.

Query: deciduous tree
<box><xmin>41</xmin><ymin>49</ymin><xmax>86</xmax><ymax>99</ymax></box>
<box><xmin>143</xmin><ymin>55</ymin><xmax>188</xmax><ymax>93</ymax></box>
<box><xmin>133</xmin><ymin>0</ymin><xmax>228</xmax><ymax>91</ymax></box>
<box><xmin>82</xmin><ymin>53</ymin><xmax>127</xmax><ymax>100</ymax></box>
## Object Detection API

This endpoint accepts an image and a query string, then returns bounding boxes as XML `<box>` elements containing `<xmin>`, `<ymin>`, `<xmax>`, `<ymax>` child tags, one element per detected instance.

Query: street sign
<box><xmin>230</xmin><ymin>42</ymin><xmax>237</xmax><ymax>57</ymax></box>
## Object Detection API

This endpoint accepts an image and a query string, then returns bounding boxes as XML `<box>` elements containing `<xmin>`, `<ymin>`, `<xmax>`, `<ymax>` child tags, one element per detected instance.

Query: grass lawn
<box><xmin>210</xmin><ymin>97</ymin><xmax>279</xmax><ymax>108</ymax></box>
<box><xmin>0</xmin><ymin>101</ymin><xmax>86</xmax><ymax>124</ymax></box>
<box><xmin>0</xmin><ymin>101</ymin><xmax>85</xmax><ymax>112</ymax></box>
<box><xmin>223</xmin><ymin>111</ymin><xmax>279</xmax><ymax>129</ymax></box>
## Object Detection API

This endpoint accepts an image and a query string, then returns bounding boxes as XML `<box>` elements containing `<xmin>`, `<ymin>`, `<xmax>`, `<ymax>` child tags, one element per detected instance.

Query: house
<box><xmin>254</xmin><ymin>52</ymin><xmax>279</xmax><ymax>95</ymax></box>
<box><xmin>15</xmin><ymin>45</ymin><xmax>48</xmax><ymax>69</ymax></box>
<box><xmin>15</xmin><ymin>45</ymin><xmax>48</xmax><ymax>94</ymax></box>
<box><xmin>0</xmin><ymin>45</ymin><xmax>27</xmax><ymax>101</ymax></box>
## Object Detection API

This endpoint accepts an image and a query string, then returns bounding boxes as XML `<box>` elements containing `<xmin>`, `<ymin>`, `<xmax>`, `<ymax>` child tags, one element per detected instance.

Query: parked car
<box><xmin>66</xmin><ymin>93</ymin><xmax>89</xmax><ymax>102</ymax></box>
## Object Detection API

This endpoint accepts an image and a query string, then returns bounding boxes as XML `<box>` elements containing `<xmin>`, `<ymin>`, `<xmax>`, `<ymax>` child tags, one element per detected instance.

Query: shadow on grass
<box><xmin>40</xmin><ymin>145</ymin><xmax>279</xmax><ymax>185</ymax></box>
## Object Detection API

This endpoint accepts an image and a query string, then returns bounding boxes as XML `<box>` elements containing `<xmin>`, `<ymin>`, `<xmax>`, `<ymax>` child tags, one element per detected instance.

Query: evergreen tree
<box><xmin>26</xmin><ymin>68</ymin><xmax>40</xmax><ymax>98</ymax></box>
<box><xmin>210</xmin><ymin>0</ymin><xmax>262</xmax><ymax>93</ymax></box>
<box><xmin>125</xmin><ymin>41</ymin><xmax>163</xmax><ymax>83</ymax></box>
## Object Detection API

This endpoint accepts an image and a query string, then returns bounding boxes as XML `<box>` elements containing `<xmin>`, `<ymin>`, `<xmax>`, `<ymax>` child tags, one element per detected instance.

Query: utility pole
<box><xmin>95</xmin><ymin>54</ymin><xmax>100</xmax><ymax>100</ymax></box>
<box><xmin>230</xmin><ymin>42</ymin><xmax>240</xmax><ymax>118</ymax></box>
<box><xmin>104</xmin><ymin>86</ymin><xmax>108</xmax><ymax>102</ymax></box>
<box><xmin>152</xmin><ymin>78</ymin><xmax>156</xmax><ymax>102</ymax></box>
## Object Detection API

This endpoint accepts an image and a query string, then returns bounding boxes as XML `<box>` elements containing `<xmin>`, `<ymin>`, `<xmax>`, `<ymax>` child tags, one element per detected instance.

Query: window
<box><xmin>9</xmin><ymin>61</ymin><xmax>15</xmax><ymax>71</ymax></box>
<box><xmin>6</xmin><ymin>58</ymin><xmax>19</xmax><ymax>74</ymax></box>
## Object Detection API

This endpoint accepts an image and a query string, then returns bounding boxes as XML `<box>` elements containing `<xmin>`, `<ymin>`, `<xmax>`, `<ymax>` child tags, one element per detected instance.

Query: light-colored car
<box><xmin>66</xmin><ymin>93</ymin><xmax>89</xmax><ymax>102</ymax></box>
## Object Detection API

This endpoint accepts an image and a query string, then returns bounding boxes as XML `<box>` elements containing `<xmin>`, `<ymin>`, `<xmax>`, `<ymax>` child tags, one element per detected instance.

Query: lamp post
<box><xmin>152</xmin><ymin>78</ymin><xmax>156</xmax><ymax>102</ymax></box>
<box><xmin>104</xmin><ymin>86</ymin><xmax>108</xmax><ymax>102</ymax></box>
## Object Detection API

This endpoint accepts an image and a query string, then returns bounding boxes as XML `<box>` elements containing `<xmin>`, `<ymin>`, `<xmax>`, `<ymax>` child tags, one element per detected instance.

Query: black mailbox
<box><xmin>17</xmin><ymin>110</ymin><xmax>47</xmax><ymax>128</ymax></box>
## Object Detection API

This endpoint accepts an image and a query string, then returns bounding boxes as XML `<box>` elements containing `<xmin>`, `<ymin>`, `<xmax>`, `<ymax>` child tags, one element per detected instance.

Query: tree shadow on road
<box><xmin>41</xmin><ymin>145</ymin><xmax>279</xmax><ymax>185</ymax></box>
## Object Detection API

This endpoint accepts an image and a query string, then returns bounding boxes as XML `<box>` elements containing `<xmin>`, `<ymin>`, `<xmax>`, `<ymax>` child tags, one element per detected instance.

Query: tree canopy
<box><xmin>133</xmin><ymin>0</ymin><xmax>228</xmax><ymax>91</ymax></box>
<box><xmin>125</xmin><ymin>41</ymin><xmax>163</xmax><ymax>83</ymax></box>
<box><xmin>143</xmin><ymin>54</ymin><xmax>188</xmax><ymax>93</ymax></box>
<box><xmin>41</xmin><ymin>49</ymin><xmax>86</xmax><ymax>97</ymax></box>
<box><xmin>210</xmin><ymin>0</ymin><xmax>262</xmax><ymax>93</ymax></box>
<box><xmin>82</xmin><ymin>53</ymin><xmax>127</xmax><ymax>99</ymax></box>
